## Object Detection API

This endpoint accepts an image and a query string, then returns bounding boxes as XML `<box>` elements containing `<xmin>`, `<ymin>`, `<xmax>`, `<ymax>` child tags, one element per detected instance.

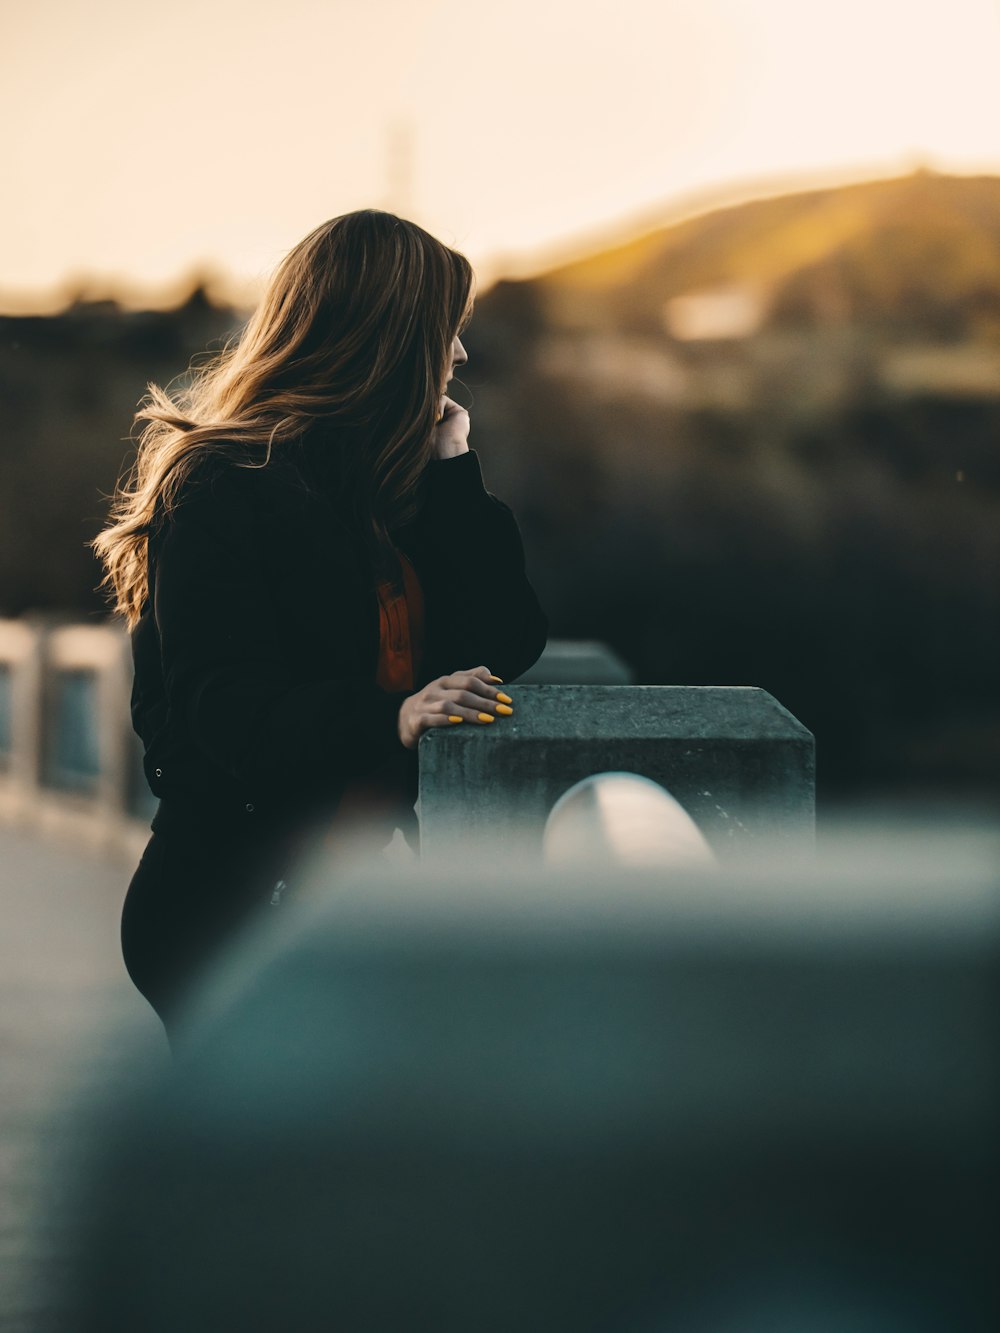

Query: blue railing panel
<box><xmin>45</xmin><ymin>669</ymin><xmax>102</xmax><ymax>793</ymax></box>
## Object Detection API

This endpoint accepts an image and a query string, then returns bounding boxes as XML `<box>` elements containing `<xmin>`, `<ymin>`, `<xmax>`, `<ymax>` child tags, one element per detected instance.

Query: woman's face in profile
<box><xmin>445</xmin><ymin>334</ymin><xmax>467</xmax><ymax>389</ymax></box>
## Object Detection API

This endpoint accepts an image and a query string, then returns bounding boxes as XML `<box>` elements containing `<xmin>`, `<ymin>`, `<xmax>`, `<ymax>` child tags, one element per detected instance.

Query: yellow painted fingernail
<box><xmin>448</xmin><ymin>715</ymin><xmax>463</xmax><ymax>723</ymax></box>
<box><xmin>489</xmin><ymin>675</ymin><xmax>504</xmax><ymax>682</ymax></box>
<box><xmin>497</xmin><ymin>692</ymin><xmax>512</xmax><ymax>704</ymax></box>
<box><xmin>477</xmin><ymin>712</ymin><xmax>494</xmax><ymax>723</ymax></box>
<box><xmin>495</xmin><ymin>704</ymin><xmax>513</xmax><ymax>715</ymax></box>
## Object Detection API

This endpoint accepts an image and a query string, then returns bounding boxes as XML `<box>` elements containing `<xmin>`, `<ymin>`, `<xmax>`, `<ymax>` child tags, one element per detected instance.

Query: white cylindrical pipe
<box><xmin>543</xmin><ymin>772</ymin><xmax>716</xmax><ymax>868</ymax></box>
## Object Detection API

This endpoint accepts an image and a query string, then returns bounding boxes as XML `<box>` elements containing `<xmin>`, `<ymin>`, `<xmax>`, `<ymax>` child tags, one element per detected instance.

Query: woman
<box><xmin>91</xmin><ymin>209</ymin><xmax>548</xmax><ymax>1040</ymax></box>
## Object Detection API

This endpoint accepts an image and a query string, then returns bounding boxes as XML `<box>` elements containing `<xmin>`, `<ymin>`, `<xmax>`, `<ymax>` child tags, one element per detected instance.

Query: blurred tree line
<box><xmin>1</xmin><ymin>172</ymin><xmax>998</xmax><ymax>804</ymax></box>
<box><xmin>0</xmin><ymin>280</ymin><xmax>238</xmax><ymax>614</ymax></box>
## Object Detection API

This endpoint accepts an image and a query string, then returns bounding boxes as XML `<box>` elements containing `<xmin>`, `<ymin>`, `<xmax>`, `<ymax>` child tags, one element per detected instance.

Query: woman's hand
<box><xmin>431</xmin><ymin>395</ymin><xmax>470</xmax><ymax>460</ymax></box>
<box><xmin>397</xmin><ymin>666</ymin><xmax>514</xmax><ymax>750</ymax></box>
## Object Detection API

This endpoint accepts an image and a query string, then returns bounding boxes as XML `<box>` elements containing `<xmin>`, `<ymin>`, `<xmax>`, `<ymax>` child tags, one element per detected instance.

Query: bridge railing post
<box><xmin>417</xmin><ymin>684</ymin><xmax>815</xmax><ymax>865</ymax></box>
<box><xmin>0</xmin><ymin>616</ymin><xmax>48</xmax><ymax>823</ymax></box>
<box><xmin>0</xmin><ymin>616</ymin><xmax>147</xmax><ymax>855</ymax></box>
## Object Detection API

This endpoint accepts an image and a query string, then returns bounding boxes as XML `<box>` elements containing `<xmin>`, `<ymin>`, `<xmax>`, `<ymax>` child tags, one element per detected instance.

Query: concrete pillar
<box><xmin>513</xmin><ymin>639</ymin><xmax>634</xmax><ymax>685</ymax></box>
<box><xmin>417</xmin><ymin>684</ymin><xmax>814</xmax><ymax>863</ymax></box>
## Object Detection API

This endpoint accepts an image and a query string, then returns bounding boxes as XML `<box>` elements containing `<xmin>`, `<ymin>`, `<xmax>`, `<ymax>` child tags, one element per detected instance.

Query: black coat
<box><xmin>129</xmin><ymin>446</ymin><xmax>548</xmax><ymax>846</ymax></box>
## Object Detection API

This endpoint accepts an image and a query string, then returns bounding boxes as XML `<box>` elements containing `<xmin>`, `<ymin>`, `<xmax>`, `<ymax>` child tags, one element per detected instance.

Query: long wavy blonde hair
<box><xmin>91</xmin><ymin>209</ymin><xmax>475</xmax><ymax>630</ymax></box>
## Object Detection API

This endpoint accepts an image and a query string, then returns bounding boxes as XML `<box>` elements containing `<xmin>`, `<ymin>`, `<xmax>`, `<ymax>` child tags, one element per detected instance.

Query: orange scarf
<box><xmin>375</xmin><ymin>549</ymin><xmax>424</xmax><ymax>693</ymax></box>
<box><xmin>321</xmin><ymin>550</ymin><xmax>424</xmax><ymax>856</ymax></box>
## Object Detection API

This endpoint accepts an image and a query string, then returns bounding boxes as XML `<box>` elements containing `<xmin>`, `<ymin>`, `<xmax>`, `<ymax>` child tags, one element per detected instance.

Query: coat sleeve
<box><xmin>152</xmin><ymin>471</ymin><xmax>412</xmax><ymax>801</ymax></box>
<box><xmin>399</xmin><ymin>449</ymin><xmax>549</xmax><ymax>683</ymax></box>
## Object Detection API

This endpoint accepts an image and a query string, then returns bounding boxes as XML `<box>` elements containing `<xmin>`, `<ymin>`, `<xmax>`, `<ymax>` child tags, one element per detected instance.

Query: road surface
<box><xmin>0</xmin><ymin>821</ymin><xmax>167</xmax><ymax>1332</ymax></box>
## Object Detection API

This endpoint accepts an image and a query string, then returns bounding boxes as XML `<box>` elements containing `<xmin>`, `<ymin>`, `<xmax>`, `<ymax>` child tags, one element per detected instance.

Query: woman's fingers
<box><xmin>442</xmin><ymin>667</ymin><xmax>503</xmax><ymax>700</ymax></box>
<box><xmin>451</xmin><ymin>666</ymin><xmax>496</xmax><ymax>683</ymax></box>
<box><xmin>421</xmin><ymin>711</ymin><xmax>465</xmax><ymax>727</ymax></box>
<box><xmin>445</xmin><ymin>689</ymin><xmax>506</xmax><ymax>713</ymax></box>
<box><xmin>434</xmin><ymin>691</ymin><xmax>515</xmax><ymax>726</ymax></box>
<box><xmin>433</xmin><ymin>668</ymin><xmax>514</xmax><ymax>720</ymax></box>
<box><xmin>402</xmin><ymin>669</ymin><xmax>513</xmax><ymax>747</ymax></box>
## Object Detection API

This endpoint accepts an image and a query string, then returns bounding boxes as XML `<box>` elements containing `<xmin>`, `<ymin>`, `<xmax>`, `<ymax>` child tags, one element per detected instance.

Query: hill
<box><xmin>521</xmin><ymin>169</ymin><xmax>1000</xmax><ymax>340</ymax></box>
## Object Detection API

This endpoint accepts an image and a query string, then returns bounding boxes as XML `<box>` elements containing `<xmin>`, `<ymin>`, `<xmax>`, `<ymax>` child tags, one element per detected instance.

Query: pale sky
<box><xmin>3</xmin><ymin>0</ymin><xmax>1000</xmax><ymax>311</ymax></box>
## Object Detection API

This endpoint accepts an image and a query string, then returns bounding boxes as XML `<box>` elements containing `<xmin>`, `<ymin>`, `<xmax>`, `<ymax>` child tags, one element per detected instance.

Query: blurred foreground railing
<box><xmin>62</xmin><ymin>835</ymin><xmax>999</xmax><ymax>1330</ymax></box>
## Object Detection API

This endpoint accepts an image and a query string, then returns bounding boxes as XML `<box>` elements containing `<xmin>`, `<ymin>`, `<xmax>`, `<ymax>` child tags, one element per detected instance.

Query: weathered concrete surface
<box><xmin>418</xmin><ymin>685</ymin><xmax>814</xmax><ymax>862</ymax></box>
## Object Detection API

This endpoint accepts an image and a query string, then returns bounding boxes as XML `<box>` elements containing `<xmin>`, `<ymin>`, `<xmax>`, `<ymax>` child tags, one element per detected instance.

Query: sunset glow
<box><xmin>4</xmin><ymin>0</ymin><xmax>1000</xmax><ymax>310</ymax></box>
